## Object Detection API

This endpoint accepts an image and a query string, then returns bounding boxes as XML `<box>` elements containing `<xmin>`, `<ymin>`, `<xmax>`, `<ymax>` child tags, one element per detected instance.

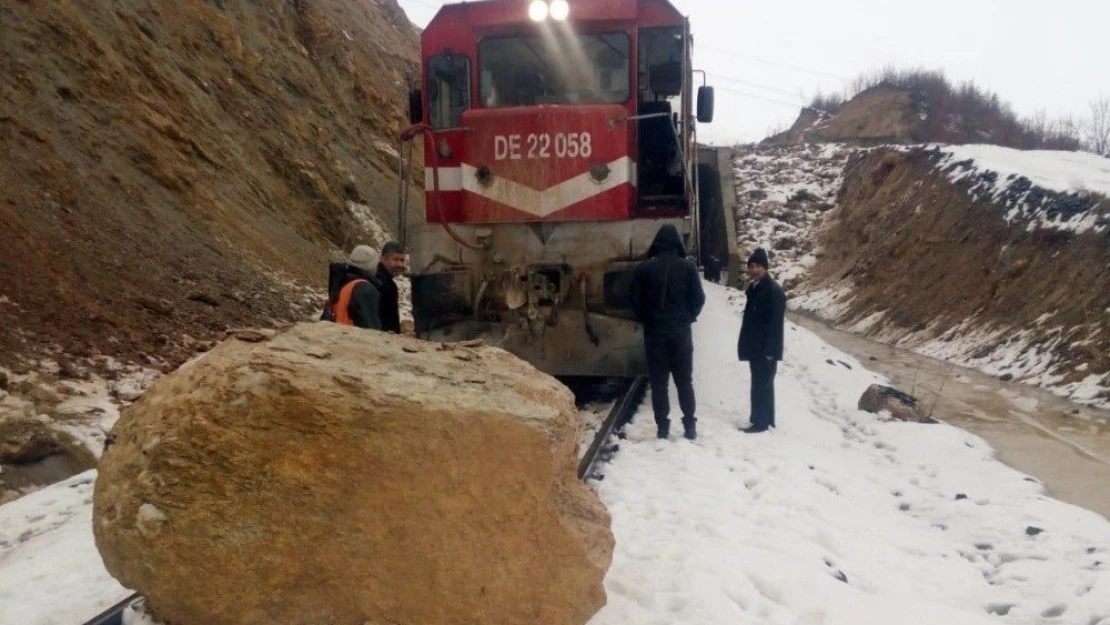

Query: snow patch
<box><xmin>732</xmin><ymin>143</ymin><xmax>857</xmax><ymax>289</ymax></box>
<box><xmin>346</xmin><ymin>201</ymin><xmax>392</xmax><ymax>246</ymax></box>
<box><xmin>935</xmin><ymin>144</ymin><xmax>1110</xmax><ymax>234</ymax></box>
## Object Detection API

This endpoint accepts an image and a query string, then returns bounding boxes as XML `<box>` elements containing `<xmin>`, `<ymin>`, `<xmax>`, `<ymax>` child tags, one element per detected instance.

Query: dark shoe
<box><xmin>656</xmin><ymin>420</ymin><xmax>670</xmax><ymax>439</ymax></box>
<box><xmin>741</xmin><ymin>424</ymin><xmax>769</xmax><ymax>434</ymax></box>
<box><xmin>682</xmin><ymin>417</ymin><xmax>697</xmax><ymax>440</ymax></box>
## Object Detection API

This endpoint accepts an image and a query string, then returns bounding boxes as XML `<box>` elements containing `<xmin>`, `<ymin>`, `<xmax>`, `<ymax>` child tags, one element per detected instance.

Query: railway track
<box><xmin>576</xmin><ymin>376</ymin><xmax>648</xmax><ymax>480</ymax></box>
<box><xmin>78</xmin><ymin>376</ymin><xmax>647</xmax><ymax>625</ymax></box>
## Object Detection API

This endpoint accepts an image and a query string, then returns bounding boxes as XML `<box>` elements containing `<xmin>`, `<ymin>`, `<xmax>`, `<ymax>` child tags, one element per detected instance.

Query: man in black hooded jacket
<box><xmin>629</xmin><ymin>224</ymin><xmax>706</xmax><ymax>440</ymax></box>
<box><xmin>737</xmin><ymin>248</ymin><xmax>786</xmax><ymax>433</ymax></box>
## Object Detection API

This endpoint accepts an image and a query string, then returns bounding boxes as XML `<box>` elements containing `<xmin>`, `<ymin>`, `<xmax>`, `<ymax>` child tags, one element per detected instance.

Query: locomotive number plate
<box><xmin>494</xmin><ymin>133</ymin><xmax>593</xmax><ymax>161</ymax></box>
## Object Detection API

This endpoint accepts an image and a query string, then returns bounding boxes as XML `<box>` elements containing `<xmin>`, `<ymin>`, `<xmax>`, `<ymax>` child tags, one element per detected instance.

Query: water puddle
<box><xmin>790</xmin><ymin>312</ymin><xmax>1110</xmax><ymax>519</ymax></box>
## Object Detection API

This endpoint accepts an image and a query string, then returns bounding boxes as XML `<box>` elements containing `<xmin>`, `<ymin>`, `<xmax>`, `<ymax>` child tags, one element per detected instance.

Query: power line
<box><xmin>707</xmin><ymin>72</ymin><xmax>802</xmax><ymax>98</ymax></box>
<box><xmin>714</xmin><ymin>85</ymin><xmax>804</xmax><ymax>109</ymax></box>
<box><xmin>699</xmin><ymin>45</ymin><xmax>850</xmax><ymax>82</ymax></box>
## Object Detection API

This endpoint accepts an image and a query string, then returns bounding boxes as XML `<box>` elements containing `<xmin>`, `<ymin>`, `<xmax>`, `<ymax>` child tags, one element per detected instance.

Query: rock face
<box><xmin>763</xmin><ymin>86</ymin><xmax>917</xmax><ymax>146</ymax></box>
<box><xmin>857</xmin><ymin>384</ymin><xmax>932</xmax><ymax>423</ymax></box>
<box><xmin>93</xmin><ymin>323</ymin><xmax>613</xmax><ymax>625</ymax></box>
<box><xmin>0</xmin><ymin>0</ymin><xmax>420</xmax><ymax>374</ymax></box>
<box><xmin>802</xmin><ymin>147</ymin><xmax>1110</xmax><ymax>407</ymax></box>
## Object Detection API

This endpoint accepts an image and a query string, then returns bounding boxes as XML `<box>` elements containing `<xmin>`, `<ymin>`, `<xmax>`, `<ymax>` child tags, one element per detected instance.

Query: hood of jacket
<box><xmin>345</xmin><ymin>266</ymin><xmax>382</xmax><ymax>287</ymax></box>
<box><xmin>647</xmin><ymin>224</ymin><xmax>687</xmax><ymax>258</ymax></box>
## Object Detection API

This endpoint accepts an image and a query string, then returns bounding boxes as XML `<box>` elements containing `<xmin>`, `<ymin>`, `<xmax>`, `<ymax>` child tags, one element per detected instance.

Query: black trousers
<box><xmin>749</xmin><ymin>359</ymin><xmax>778</xmax><ymax>428</ymax></box>
<box><xmin>645</xmin><ymin>330</ymin><xmax>696</xmax><ymax>426</ymax></box>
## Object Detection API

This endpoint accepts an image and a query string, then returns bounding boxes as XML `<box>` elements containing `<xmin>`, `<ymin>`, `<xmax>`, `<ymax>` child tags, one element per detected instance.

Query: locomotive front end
<box><xmin>406</xmin><ymin>0</ymin><xmax>705</xmax><ymax>376</ymax></box>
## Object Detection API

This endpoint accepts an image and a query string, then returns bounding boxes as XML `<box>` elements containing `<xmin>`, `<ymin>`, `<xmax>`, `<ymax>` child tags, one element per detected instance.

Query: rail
<box><xmin>577</xmin><ymin>376</ymin><xmax>648</xmax><ymax>480</ymax></box>
<box><xmin>79</xmin><ymin>592</ymin><xmax>140</xmax><ymax>625</ymax></box>
<box><xmin>79</xmin><ymin>376</ymin><xmax>647</xmax><ymax>625</ymax></box>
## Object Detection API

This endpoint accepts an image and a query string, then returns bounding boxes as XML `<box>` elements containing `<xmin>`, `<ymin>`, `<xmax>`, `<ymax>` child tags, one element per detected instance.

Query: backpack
<box><xmin>320</xmin><ymin>262</ymin><xmax>348</xmax><ymax>322</ymax></box>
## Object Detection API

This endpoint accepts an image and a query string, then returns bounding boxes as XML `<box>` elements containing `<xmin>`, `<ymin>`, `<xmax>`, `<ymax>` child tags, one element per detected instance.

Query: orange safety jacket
<box><xmin>332</xmin><ymin>279</ymin><xmax>368</xmax><ymax>326</ymax></box>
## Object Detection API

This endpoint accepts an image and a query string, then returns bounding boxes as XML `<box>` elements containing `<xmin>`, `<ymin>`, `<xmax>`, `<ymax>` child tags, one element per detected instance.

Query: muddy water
<box><xmin>790</xmin><ymin>312</ymin><xmax>1110</xmax><ymax>520</ymax></box>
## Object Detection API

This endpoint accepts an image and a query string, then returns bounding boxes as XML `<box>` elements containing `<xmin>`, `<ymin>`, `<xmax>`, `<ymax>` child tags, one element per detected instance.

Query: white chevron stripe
<box><xmin>424</xmin><ymin>166</ymin><xmax>463</xmax><ymax>191</ymax></box>
<box><xmin>424</xmin><ymin>158</ymin><xmax>637</xmax><ymax>217</ymax></box>
<box><xmin>460</xmin><ymin>156</ymin><xmax>635</xmax><ymax>217</ymax></box>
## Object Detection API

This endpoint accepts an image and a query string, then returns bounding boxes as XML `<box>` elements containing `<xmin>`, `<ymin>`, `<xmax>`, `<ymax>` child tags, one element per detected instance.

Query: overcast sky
<box><xmin>395</xmin><ymin>0</ymin><xmax>1110</xmax><ymax>145</ymax></box>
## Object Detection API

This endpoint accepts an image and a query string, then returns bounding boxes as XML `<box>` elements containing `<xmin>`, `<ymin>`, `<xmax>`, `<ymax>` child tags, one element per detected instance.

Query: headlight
<box><xmin>528</xmin><ymin>0</ymin><xmax>548</xmax><ymax>21</ymax></box>
<box><xmin>549</xmin><ymin>0</ymin><xmax>569</xmax><ymax>20</ymax></box>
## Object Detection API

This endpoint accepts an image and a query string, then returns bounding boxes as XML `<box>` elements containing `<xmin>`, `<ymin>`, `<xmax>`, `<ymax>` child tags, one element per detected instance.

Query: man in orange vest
<box><xmin>330</xmin><ymin>245</ymin><xmax>384</xmax><ymax>329</ymax></box>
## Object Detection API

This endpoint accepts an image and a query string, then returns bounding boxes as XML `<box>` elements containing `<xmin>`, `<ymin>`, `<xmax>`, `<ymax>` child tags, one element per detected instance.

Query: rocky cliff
<box><xmin>0</xmin><ymin>0</ymin><xmax>420</xmax><ymax>375</ymax></box>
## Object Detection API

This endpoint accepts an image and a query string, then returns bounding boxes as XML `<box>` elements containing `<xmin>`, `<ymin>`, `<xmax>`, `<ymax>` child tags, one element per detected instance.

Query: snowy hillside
<box><xmin>733</xmin><ymin>143</ymin><xmax>1110</xmax><ymax>410</ymax></box>
<box><xmin>731</xmin><ymin>144</ymin><xmax>855</xmax><ymax>287</ymax></box>
<box><xmin>936</xmin><ymin>145</ymin><xmax>1110</xmax><ymax>233</ymax></box>
<box><xmin>4</xmin><ymin>286</ymin><xmax>1109</xmax><ymax>625</ymax></box>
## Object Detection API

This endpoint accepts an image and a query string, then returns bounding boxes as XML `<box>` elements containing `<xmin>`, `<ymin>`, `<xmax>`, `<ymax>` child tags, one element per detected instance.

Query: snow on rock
<box><xmin>935</xmin><ymin>144</ymin><xmax>1110</xmax><ymax>234</ymax></box>
<box><xmin>904</xmin><ymin>319</ymin><xmax>1107</xmax><ymax>409</ymax></box>
<box><xmin>346</xmin><ymin>200</ymin><xmax>393</xmax><ymax>248</ymax></box>
<box><xmin>732</xmin><ymin>144</ymin><xmax>856</xmax><ymax>287</ymax></box>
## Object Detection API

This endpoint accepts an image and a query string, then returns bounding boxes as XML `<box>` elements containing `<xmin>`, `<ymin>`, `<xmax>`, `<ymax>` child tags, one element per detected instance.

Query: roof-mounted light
<box><xmin>549</xmin><ymin>0</ymin><xmax>569</xmax><ymax>21</ymax></box>
<box><xmin>528</xmin><ymin>0</ymin><xmax>548</xmax><ymax>21</ymax></box>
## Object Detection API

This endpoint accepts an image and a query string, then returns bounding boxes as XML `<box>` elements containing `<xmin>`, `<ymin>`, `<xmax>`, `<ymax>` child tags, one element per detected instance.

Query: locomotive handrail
<box><xmin>609</xmin><ymin>112</ymin><xmax>695</xmax><ymax>211</ymax></box>
<box><xmin>427</xmin><ymin>125</ymin><xmax>471</xmax><ymax>134</ymax></box>
<box><xmin>606</xmin><ymin>111</ymin><xmax>672</xmax><ymax>127</ymax></box>
<box><xmin>399</xmin><ymin>123</ymin><xmax>485</xmax><ymax>252</ymax></box>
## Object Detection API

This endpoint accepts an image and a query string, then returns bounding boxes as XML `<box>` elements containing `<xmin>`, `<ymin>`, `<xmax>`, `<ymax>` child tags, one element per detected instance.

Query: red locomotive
<box><xmin>403</xmin><ymin>0</ymin><xmax>713</xmax><ymax>376</ymax></box>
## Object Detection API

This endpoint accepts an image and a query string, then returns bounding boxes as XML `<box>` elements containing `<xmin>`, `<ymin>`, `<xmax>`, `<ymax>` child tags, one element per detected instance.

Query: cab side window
<box><xmin>428</xmin><ymin>54</ymin><xmax>470</xmax><ymax>129</ymax></box>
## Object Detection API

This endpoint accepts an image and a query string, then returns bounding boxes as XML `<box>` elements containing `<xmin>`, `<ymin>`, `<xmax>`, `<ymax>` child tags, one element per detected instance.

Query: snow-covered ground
<box><xmin>593</xmin><ymin>284</ymin><xmax>1110</xmax><ymax>625</ymax></box>
<box><xmin>0</xmin><ymin>471</ymin><xmax>128</xmax><ymax>624</ymax></box>
<box><xmin>3</xmin><ymin>284</ymin><xmax>1109</xmax><ymax>625</ymax></box>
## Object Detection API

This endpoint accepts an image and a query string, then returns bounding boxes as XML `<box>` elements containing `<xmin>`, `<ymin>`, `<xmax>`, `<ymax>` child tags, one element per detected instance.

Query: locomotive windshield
<box><xmin>478</xmin><ymin>32</ymin><xmax>630</xmax><ymax>107</ymax></box>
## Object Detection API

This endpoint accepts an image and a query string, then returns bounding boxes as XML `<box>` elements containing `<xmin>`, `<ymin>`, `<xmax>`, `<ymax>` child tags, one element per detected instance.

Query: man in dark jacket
<box><xmin>704</xmin><ymin>254</ymin><xmax>723</xmax><ymax>283</ymax></box>
<box><xmin>331</xmin><ymin>245</ymin><xmax>384</xmax><ymax>329</ymax></box>
<box><xmin>737</xmin><ymin>248</ymin><xmax>786</xmax><ymax>433</ymax></box>
<box><xmin>375</xmin><ymin>241</ymin><xmax>407</xmax><ymax>334</ymax></box>
<box><xmin>629</xmin><ymin>224</ymin><xmax>707</xmax><ymax>440</ymax></box>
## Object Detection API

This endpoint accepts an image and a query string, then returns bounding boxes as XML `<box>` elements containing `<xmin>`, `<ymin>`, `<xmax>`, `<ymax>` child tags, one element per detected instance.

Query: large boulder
<box><xmin>93</xmin><ymin>323</ymin><xmax>613</xmax><ymax>625</ymax></box>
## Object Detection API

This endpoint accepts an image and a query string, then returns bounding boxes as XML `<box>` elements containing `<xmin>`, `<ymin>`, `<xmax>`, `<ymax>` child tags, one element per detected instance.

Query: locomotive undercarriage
<box><xmin>409</xmin><ymin>218</ymin><xmax>690</xmax><ymax>376</ymax></box>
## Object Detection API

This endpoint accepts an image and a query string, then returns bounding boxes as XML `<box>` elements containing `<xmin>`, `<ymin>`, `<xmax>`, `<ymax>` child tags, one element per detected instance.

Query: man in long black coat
<box><xmin>737</xmin><ymin>248</ymin><xmax>786</xmax><ymax>433</ymax></box>
<box><xmin>630</xmin><ymin>224</ymin><xmax>707</xmax><ymax>440</ymax></box>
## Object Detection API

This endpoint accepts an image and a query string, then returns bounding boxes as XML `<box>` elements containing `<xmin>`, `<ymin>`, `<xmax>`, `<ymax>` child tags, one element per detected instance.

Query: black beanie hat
<box><xmin>748</xmin><ymin>248</ymin><xmax>770</xmax><ymax>269</ymax></box>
